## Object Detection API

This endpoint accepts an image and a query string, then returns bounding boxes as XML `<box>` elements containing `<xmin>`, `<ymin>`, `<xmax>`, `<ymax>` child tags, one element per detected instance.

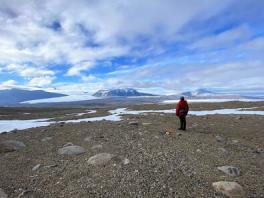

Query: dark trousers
<box><xmin>179</xmin><ymin>116</ymin><xmax>186</xmax><ymax>130</ymax></box>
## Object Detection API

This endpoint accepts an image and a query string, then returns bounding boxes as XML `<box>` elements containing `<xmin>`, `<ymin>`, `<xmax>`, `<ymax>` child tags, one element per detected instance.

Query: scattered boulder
<box><xmin>87</xmin><ymin>153</ymin><xmax>114</xmax><ymax>166</ymax></box>
<box><xmin>217</xmin><ymin>166</ymin><xmax>241</xmax><ymax>177</ymax></box>
<box><xmin>215</xmin><ymin>135</ymin><xmax>226</xmax><ymax>142</ymax></box>
<box><xmin>128</xmin><ymin>121</ymin><xmax>139</xmax><ymax>126</ymax></box>
<box><xmin>41</xmin><ymin>137</ymin><xmax>52</xmax><ymax>142</ymax></box>
<box><xmin>58</xmin><ymin>145</ymin><xmax>86</xmax><ymax>155</ymax></box>
<box><xmin>212</xmin><ymin>181</ymin><xmax>245</xmax><ymax>197</ymax></box>
<box><xmin>0</xmin><ymin>188</ymin><xmax>8</xmax><ymax>198</ymax></box>
<box><xmin>0</xmin><ymin>140</ymin><xmax>26</xmax><ymax>153</ymax></box>
<box><xmin>32</xmin><ymin>164</ymin><xmax>41</xmax><ymax>171</ymax></box>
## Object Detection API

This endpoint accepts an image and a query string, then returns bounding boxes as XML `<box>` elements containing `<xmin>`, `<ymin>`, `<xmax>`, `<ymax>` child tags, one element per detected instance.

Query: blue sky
<box><xmin>0</xmin><ymin>0</ymin><xmax>263</xmax><ymax>95</ymax></box>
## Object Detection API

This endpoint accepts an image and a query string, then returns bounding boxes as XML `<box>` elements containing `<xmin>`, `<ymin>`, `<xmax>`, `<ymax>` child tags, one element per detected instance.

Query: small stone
<box><xmin>123</xmin><ymin>158</ymin><xmax>130</xmax><ymax>165</ymax></box>
<box><xmin>44</xmin><ymin>164</ymin><xmax>58</xmax><ymax>168</ymax></box>
<box><xmin>218</xmin><ymin>147</ymin><xmax>228</xmax><ymax>154</ymax></box>
<box><xmin>196</xmin><ymin>149</ymin><xmax>201</xmax><ymax>153</ymax></box>
<box><xmin>235</xmin><ymin>116</ymin><xmax>243</xmax><ymax>120</ymax></box>
<box><xmin>58</xmin><ymin>145</ymin><xmax>86</xmax><ymax>155</ymax></box>
<box><xmin>231</xmin><ymin>139</ymin><xmax>239</xmax><ymax>144</ymax></box>
<box><xmin>0</xmin><ymin>188</ymin><xmax>8</xmax><ymax>198</ymax></box>
<box><xmin>217</xmin><ymin>166</ymin><xmax>240</xmax><ymax>177</ymax></box>
<box><xmin>215</xmin><ymin>135</ymin><xmax>226</xmax><ymax>142</ymax></box>
<box><xmin>212</xmin><ymin>181</ymin><xmax>245</xmax><ymax>197</ymax></box>
<box><xmin>176</xmin><ymin>133</ymin><xmax>182</xmax><ymax>136</ymax></box>
<box><xmin>41</xmin><ymin>137</ymin><xmax>52</xmax><ymax>142</ymax></box>
<box><xmin>129</xmin><ymin>121</ymin><xmax>139</xmax><ymax>126</ymax></box>
<box><xmin>63</xmin><ymin>142</ymin><xmax>74</xmax><ymax>147</ymax></box>
<box><xmin>87</xmin><ymin>153</ymin><xmax>114</xmax><ymax>165</ymax></box>
<box><xmin>0</xmin><ymin>140</ymin><xmax>26</xmax><ymax>153</ymax></box>
<box><xmin>32</xmin><ymin>164</ymin><xmax>41</xmax><ymax>171</ymax></box>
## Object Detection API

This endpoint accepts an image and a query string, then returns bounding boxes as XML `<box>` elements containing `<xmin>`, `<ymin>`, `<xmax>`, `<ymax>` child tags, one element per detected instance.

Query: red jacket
<box><xmin>176</xmin><ymin>99</ymin><xmax>189</xmax><ymax>117</ymax></box>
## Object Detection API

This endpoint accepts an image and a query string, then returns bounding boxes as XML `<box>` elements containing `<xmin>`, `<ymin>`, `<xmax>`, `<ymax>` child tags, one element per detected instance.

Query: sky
<box><xmin>0</xmin><ymin>0</ymin><xmax>263</xmax><ymax>95</ymax></box>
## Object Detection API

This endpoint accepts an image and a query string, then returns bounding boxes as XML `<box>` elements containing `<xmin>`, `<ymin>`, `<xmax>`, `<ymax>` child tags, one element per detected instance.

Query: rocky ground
<box><xmin>0</xmin><ymin>102</ymin><xmax>264</xmax><ymax>198</ymax></box>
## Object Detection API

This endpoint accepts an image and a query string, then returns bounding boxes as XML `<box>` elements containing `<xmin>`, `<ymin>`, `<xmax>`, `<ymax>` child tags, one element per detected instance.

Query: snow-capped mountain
<box><xmin>181</xmin><ymin>89</ymin><xmax>215</xmax><ymax>97</ymax></box>
<box><xmin>93</xmin><ymin>88</ymin><xmax>155</xmax><ymax>97</ymax></box>
<box><xmin>0</xmin><ymin>88</ymin><xmax>67</xmax><ymax>106</ymax></box>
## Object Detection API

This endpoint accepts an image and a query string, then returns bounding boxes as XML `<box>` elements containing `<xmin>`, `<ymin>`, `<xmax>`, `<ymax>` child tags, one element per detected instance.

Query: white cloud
<box><xmin>27</xmin><ymin>76</ymin><xmax>55</xmax><ymax>87</ymax></box>
<box><xmin>0</xmin><ymin>80</ymin><xmax>17</xmax><ymax>89</ymax></box>
<box><xmin>81</xmin><ymin>74</ymin><xmax>96</xmax><ymax>82</ymax></box>
<box><xmin>5</xmin><ymin>64</ymin><xmax>54</xmax><ymax>78</ymax></box>
<box><xmin>0</xmin><ymin>0</ymin><xmax>263</xmax><ymax>94</ymax></box>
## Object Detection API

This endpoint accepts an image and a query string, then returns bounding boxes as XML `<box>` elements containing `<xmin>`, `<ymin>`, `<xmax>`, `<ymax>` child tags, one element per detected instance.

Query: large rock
<box><xmin>212</xmin><ymin>181</ymin><xmax>245</xmax><ymax>197</ymax></box>
<box><xmin>87</xmin><ymin>153</ymin><xmax>114</xmax><ymax>165</ymax></box>
<box><xmin>58</xmin><ymin>145</ymin><xmax>86</xmax><ymax>155</ymax></box>
<box><xmin>217</xmin><ymin>166</ymin><xmax>240</xmax><ymax>177</ymax></box>
<box><xmin>0</xmin><ymin>140</ymin><xmax>26</xmax><ymax>153</ymax></box>
<box><xmin>0</xmin><ymin>188</ymin><xmax>8</xmax><ymax>198</ymax></box>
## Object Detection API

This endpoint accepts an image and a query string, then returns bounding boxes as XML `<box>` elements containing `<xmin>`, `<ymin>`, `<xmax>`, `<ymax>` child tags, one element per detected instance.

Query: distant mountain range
<box><xmin>93</xmin><ymin>88</ymin><xmax>155</xmax><ymax>97</ymax></box>
<box><xmin>0</xmin><ymin>88</ymin><xmax>67</xmax><ymax>106</ymax></box>
<box><xmin>178</xmin><ymin>88</ymin><xmax>262</xmax><ymax>99</ymax></box>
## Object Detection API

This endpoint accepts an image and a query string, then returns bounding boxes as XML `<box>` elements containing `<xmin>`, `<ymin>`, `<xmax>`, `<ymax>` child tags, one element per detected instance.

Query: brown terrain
<box><xmin>0</xmin><ymin>101</ymin><xmax>264</xmax><ymax>198</ymax></box>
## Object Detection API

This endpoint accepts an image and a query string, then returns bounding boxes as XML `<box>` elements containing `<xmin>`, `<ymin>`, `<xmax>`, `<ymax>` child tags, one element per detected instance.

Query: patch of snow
<box><xmin>62</xmin><ymin>114</ymin><xmax>122</xmax><ymax>123</ymax></box>
<box><xmin>163</xmin><ymin>99</ymin><xmax>264</xmax><ymax>104</ymax></box>
<box><xmin>1</xmin><ymin>107</ymin><xmax>263</xmax><ymax>134</ymax></box>
<box><xmin>0</xmin><ymin>119</ymin><xmax>54</xmax><ymax>133</ymax></box>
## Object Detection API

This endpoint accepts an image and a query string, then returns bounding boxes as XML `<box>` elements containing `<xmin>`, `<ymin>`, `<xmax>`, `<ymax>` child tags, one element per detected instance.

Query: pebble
<box><xmin>212</xmin><ymin>181</ymin><xmax>245</xmax><ymax>197</ymax></box>
<box><xmin>215</xmin><ymin>135</ymin><xmax>226</xmax><ymax>142</ymax></box>
<box><xmin>217</xmin><ymin>166</ymin><xmax>240</xmax><ymax>176</ymax></box>
<box><xmin>218</xmin><ymin>147</ymin><xmax>228</xmax><ymax>154</ymax></box>
<box><xmin>231</xmin><ymin>139</ymin><xmax>239</xmax><ymax>144</ymax></box>
<box><xmin>87</xmin><ymin>153</ymin><xmax>114</xmax><ymax>165</ymax></box>
<box><xmin>123</xmin><ymin>158</ymin><xmax>130</xmax><ymax>165</ymax></box>
<box><xmin>58</xmin><ymin>145</ymin><xmax>86</xmax><ymax>155</ymax></box>
<box><xmin>41</xmin><ymin>137</ymin><xmax>52</xmax><ymax>142</ymax></box>
<box><xmin>84</xmin><ymin>136</ymin><xmax>92</xmax><ymax>142</ymax></box>
<box><xmin>63</xmin><ymin>142</ymin><xmax>74</xmax><ymax>147</ymax></box>
<box><xmin>235</xmin><ymin>116</ymin><xmax>243</xmax><ymax>120</ymax></box>
<box><xmin>128</xmin><ymin>121</ymin><xmax>139</xmax><ymax>126</ymax></box>
<box><xmin>0</xmin><ymin>188</ymin><xmax>8</xmax><ymax>198</ymax></box>
<box><xmin>32</xmin><ymin>164</ymin><xmax>41</xmax><ymax>171</ymax></box>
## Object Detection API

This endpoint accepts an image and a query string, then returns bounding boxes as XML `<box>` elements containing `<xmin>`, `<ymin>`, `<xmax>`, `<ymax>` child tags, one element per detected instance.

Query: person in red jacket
<box><xmin>176</xmin><ymin>96</ymin><xmax>189</xmax><ymax>130</ymax></box>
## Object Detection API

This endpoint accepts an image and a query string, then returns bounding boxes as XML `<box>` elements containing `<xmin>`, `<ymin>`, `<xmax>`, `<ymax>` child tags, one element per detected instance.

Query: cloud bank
<box><xmin>0</xmin><ymin>0</ymin><xmax>263</xmax><ymax>95</ymax></box>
